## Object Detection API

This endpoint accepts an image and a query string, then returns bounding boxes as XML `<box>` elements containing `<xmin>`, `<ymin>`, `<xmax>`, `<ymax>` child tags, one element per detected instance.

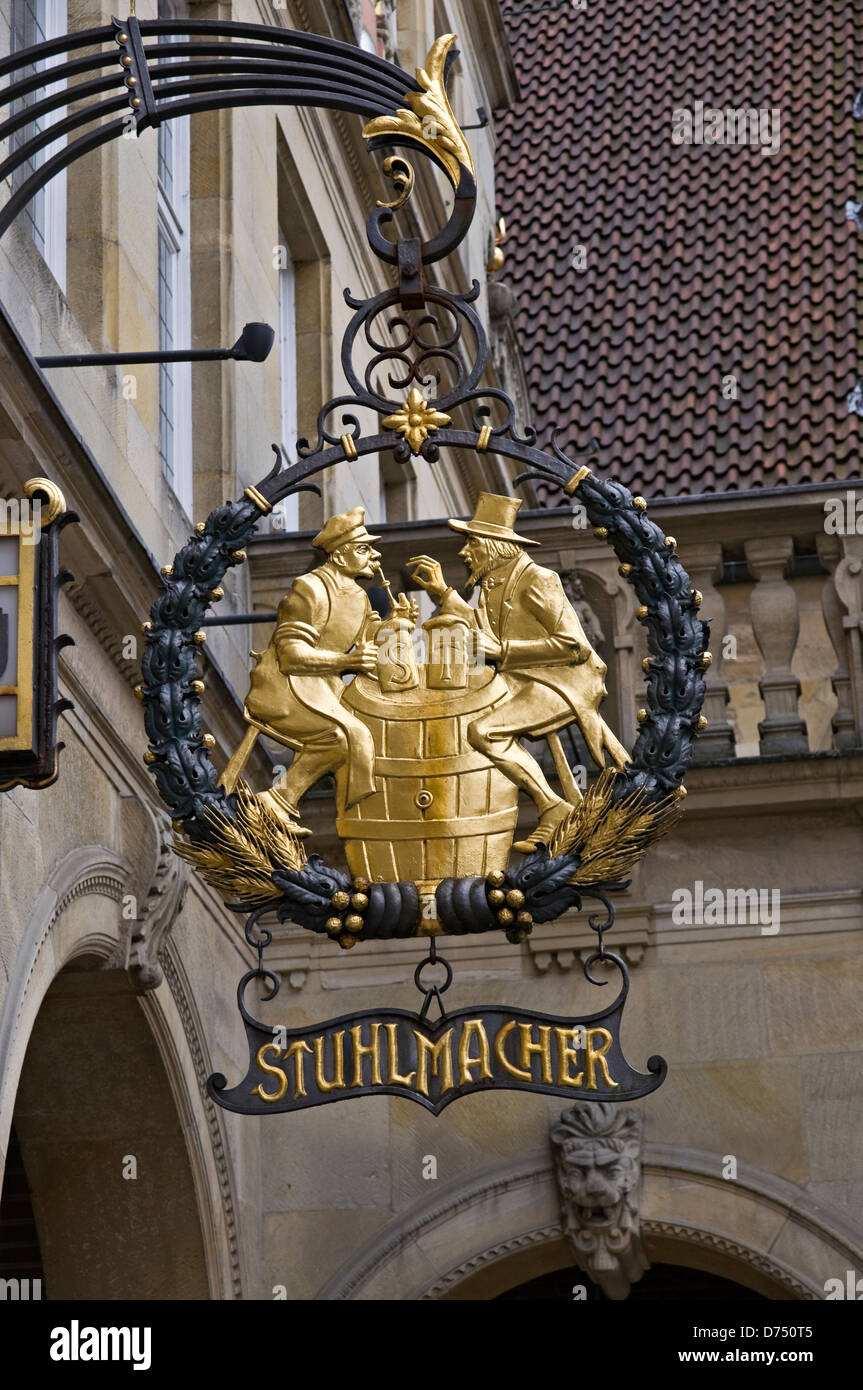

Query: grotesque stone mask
<box><xmin>550</xmin><ymin>1100</ymin><xmax>647</xmax><ymax>1299</ymax></box>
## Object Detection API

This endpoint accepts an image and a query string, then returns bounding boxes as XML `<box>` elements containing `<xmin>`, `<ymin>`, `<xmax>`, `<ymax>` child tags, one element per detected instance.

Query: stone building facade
<box><xmin>0</xmin><ymin>0</ymin><xmax>860</xmax><ymax>1303</ymax></box>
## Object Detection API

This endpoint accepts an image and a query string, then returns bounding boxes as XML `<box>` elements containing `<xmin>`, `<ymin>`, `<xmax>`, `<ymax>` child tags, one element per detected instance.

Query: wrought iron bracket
<box><xmin>0</xmin><ymin>19</ymin><xmax>449</xmax><ymax>242</ymax></box>
<box><xmin>80</xmin><ymin>20</ymin><xmax>712</xmax><ymax>949</ymax></box>
<box><xmin>36</xmin><ymin>322</ymin><xmax>275</xmax><ymax>369</ymax></box>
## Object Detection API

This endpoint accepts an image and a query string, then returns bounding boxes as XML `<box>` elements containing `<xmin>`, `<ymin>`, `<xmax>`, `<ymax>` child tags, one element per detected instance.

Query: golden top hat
<box><xmin>448</xmin><ymin>492</ymin><xmax>538</xmax><ymax>546</ymax></box>
<box><xmin>313</xmin><ymin>507</ymin><xmax>382</xmax><ymax>554</ymax></box>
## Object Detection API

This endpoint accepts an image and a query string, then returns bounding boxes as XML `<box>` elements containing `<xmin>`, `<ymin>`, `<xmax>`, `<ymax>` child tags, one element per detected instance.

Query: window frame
<box><xmin>274</xmin><ymin>231</ymin><xmax>299</xmax><ymax>534</ymax></box>
<box><xmin>156</xmin><ymin>111</ymin><xmax>192</xmax><ymax>515</ymax></box>
<box><xmin>11</xmin><ymin>0</ymin><xmax>67</xmax><ymax>289</ymax></box>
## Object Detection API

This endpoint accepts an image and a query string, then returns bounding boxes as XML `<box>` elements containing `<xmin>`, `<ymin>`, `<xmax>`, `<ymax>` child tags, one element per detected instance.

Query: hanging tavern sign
<box><xmin>0</xmin><ymin>20</ymin><xmax>709</xmax><ymax>1113</ymax></box>
<box><xmin>137</xmin><ymin>33</ymin><xmax>709</xmax><ymax>1115</ymax></box>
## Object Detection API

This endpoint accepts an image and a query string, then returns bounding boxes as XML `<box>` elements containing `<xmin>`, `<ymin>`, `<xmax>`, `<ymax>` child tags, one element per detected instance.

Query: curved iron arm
<box><xmin>0</xmin><ymin>17</ymin><xmax>419</xmax><ymax>93</ymax></box>
<box><xmin>0</xmin><ymin>18</ymin><xmax>475</xmax><ymax>250</ymax></box>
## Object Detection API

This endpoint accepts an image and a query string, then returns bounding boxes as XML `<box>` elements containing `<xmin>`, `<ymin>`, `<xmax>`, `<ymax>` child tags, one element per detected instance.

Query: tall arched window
<box><xmin>10</xmin><ymin>0</ymin><xmax>67</xmax><ymax>288</ymax></box>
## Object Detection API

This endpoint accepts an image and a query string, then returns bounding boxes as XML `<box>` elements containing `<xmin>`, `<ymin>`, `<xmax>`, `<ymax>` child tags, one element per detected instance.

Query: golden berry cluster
<box><xmin>325</xmin><ymin>877</ymin><xmax>371</xmax><ymax>950</ymax></box>
<box><xmin>485</xmin><ymin>869</ymin><xmax>533</xmax><ymax>935</ymax></box>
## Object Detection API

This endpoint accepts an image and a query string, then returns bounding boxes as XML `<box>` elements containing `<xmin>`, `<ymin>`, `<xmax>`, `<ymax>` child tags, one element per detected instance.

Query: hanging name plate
<box><xmin>209</xmin><ymin>952</ymin><xmax>665</xmax><ymax>1117</ymax></box>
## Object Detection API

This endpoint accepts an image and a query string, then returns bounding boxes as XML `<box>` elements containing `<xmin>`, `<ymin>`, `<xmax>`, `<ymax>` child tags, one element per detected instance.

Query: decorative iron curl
<box><xmin>245</xmin><ymin>904</ymin><xmax>274</xmax><ymax>954</ymax></box>
<box><xmin>293</xmin><ymin>281</ymin><xmax>488</xmax><ymax>462</ymax></box>
<box><xmin>341</xmin><ymin>281</ymin><xmax>485</xmax><ymax>414</ymax></box>
<box><xmin>296</xmin><ymin>401</ymin><xmax>365</xmax><ymax>461</ymax></box>
<box><xmin>237</xmin><ymin>966</ymin><xmax>281</xmax><ymax>1028</ymax></box>
<box><xmin>469</xmin><ymin>395</ymin><xmax>538</xmax><ymax>449</ymax></box>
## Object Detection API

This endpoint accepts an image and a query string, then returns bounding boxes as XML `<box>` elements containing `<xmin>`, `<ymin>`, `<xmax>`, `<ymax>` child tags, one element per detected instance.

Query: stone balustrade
<box><xmin>249</xmin><ymin>484</ymin><xmax>863</xmax><ymax>770</ymax></box>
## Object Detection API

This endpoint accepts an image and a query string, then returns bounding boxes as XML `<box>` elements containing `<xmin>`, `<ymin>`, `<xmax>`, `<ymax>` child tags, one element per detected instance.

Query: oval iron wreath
<box><xmin>139</xmin><ymin>444</ymin><xmax>709</xmax><ymax>946</ymax></box>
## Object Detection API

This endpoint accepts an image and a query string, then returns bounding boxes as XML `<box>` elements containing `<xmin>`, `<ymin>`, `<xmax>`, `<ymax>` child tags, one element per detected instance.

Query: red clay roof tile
<box><xmin>495</xmin><ymin>0</ymin><xmax>862</xmax><ymax>499</ymax></box>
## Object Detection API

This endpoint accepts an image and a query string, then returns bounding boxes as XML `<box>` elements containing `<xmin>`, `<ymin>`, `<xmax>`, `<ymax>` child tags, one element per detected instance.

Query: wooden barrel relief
<box><xmin>339</xmin><ymin>669</ymin><xmax>519</xmax><ymax>884</ymax></box>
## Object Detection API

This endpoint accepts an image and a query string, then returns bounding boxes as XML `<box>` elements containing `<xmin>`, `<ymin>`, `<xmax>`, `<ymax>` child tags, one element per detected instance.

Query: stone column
<box><xmin>816</xmin><ymin>534</ymin><xmax>858</xmax><ymax>748</ymax></box>
<box><xmin>832</xmin><ymin>536</ymin><xmax>863</xmax><ymax>745</ymax></box>
<box><xmin>376</xmin><ymin>0</ymin><xmax>399</xmax><ymax>62</ymax></box>
<box><xmin>345</xmin><ymin>0</ymin><xmax>363</xmax><ymax>39</ymax></box>
<box><xmin>688</xmin><ymin>543</ymin><xmax>735</xmax><ymax>762</ymax></box>
<box><xmin>744</xmin><ymin>537</ymin><xmax>808</xmax><ymax>755</ymax></box>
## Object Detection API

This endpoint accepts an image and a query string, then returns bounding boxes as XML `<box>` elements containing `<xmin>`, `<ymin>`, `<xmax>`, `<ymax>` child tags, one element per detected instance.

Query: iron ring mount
<box><xmin>414</xmin><ymin>937</ymin><xmax>454</xmax><ymax>1019</ymax></box>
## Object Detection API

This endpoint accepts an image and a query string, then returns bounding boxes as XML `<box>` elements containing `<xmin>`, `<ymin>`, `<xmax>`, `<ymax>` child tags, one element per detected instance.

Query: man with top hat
<box><xmin>229</xmin><ymin>507</ymin><xmax>417</xmax><ymax>834</ymax></box>
<box><xmin>408</xmin><ymin>493</ymin><xmax>629</xmax><ymax>852</ymax></box>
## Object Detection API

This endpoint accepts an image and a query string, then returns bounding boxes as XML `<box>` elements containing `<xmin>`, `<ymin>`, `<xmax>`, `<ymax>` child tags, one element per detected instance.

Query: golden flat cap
<box><xmin>313</xmin><ymin>507</ymin><xmax>382</xmax><ymax>554</ymax></box>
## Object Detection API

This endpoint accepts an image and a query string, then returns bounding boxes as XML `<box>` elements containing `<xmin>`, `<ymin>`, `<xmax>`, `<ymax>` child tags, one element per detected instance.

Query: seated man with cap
<box><xmin>409</xmin><ymin>493</ymin><xmax>629</xmax><ymax>852</ymax></box>
<box><xmin>240</xmin><ymin>507</ymin><xmax>416</xmax><ymax>833</ymax></box>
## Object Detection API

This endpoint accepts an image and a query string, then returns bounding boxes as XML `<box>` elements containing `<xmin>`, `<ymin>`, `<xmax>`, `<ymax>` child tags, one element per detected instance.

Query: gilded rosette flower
<box><xmin>383</xmin><ymin>388</ymin><xmax>451</xmax><ymax>455</ymax></box>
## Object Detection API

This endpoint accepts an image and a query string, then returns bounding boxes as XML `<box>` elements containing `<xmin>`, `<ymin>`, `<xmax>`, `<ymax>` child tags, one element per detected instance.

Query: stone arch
<box><xmin>0</xmin><ymin>844</ymin><xmax>129</xmax><ymax>1149</ymax></box>
<box><xmin>0</xmin><ymin>844</ymin><xmax>242</xmax><ymax>1298</ymax></box>
<box><xmin>317</xmin><ymin>1146</ymin><xmax>862</xmax><ymax>1300</ymax></box>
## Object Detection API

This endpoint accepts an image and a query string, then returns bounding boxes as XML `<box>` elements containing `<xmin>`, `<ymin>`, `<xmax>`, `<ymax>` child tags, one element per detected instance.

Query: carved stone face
<box><xmin>550</xmin><ymin>1105</ymin><xmax>646</xmax><ymax>1296</ymax></box>
<box><xmin>556</xmin><ymin>1139</ymin><xmax>638</xmax><ymax>1225</ymax></box>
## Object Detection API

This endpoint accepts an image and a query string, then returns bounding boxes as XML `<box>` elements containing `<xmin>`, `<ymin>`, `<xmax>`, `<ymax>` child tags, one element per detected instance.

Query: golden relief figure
<box><xmin>409</xmin><ymin>493</ymin><xmax>628</xmax><ymax>851</ymax></box>
<box><xmin>221</xmin><ymin>508</ymin><xmax>418</xmax><ymax>832</ymax></box>
<box><xmin>224</xmin><ymin>494</ymin><xmax>628</xmax><ymax>889</ymax></box>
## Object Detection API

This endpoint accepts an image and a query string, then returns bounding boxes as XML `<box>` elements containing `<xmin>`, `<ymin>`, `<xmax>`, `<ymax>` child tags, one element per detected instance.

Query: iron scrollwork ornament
<box><xmin>137</xmin><ymin>34</ymin><xmax>709</xmax><ymax>1116</ymax></box>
